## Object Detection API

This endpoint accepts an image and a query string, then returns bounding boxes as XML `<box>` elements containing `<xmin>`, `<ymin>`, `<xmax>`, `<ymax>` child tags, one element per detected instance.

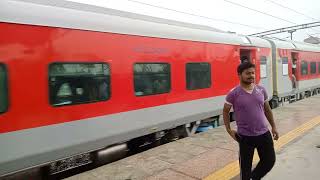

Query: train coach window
<box><xmin>260</xmin><ymin>56</ymin><xmax>267</xmax><ymax>78</ymax></box>
<box><xmin>134</xmin><ymin>63</ymin><xmax>170</xmax><ymax>96</ymax></box>
<box><xmin>49</xmin><ymin>63</ymin><xmax>110</xmax><ymax>106</ymax></box>
<box><xmin>318</xmin><ymin>62</ymin><xmax>320</xmax><ymax>74</ymax></box>
<box><xmin>301</xmin><ymin>61</ymin><xmax>308</xmax><ymax>76</ymax></box>
<box><xmin>0</xmin><ymin>64</ymin><xmax>8</xmax><ymax>113</ymax></box>
<box><xmin>186</xmin><ymin>63</ymin><xmax>211</xmax><ymax>90</ymax></box>
<box><xmin>310</xmin><ymin>62</ymin><xmax>316</xmax><ymax>74</ymax></box>
<box><xmin>282</xmin><ymin>57</ymin><xmax>289</xmax><ymax>76</ymax></box>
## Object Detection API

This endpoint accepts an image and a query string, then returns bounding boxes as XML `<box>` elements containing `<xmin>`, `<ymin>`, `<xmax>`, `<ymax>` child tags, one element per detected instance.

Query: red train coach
<box><xmin>1</xmin><ymin>0</ymin><xmax>320</xmax><ymax>178</ymax></box>
<box><xmin>0</xmin><ymin>0</ymin><xmax>250</xmax><ymax>176</ymax></box>
<box><xmin>293</xmin><ymin>42</ymin><xmax>320</xmax><ymax>91</ymax></box>
<box><xmin>267</xmin><ymin>39</ymin><xmax>320</xmax><ymax>107</ymax></box>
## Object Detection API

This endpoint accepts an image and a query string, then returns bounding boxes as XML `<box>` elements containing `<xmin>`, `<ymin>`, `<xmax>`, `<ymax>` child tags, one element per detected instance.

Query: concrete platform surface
<box><xmin>264</xmin><ymin>125</ymin><xmax>320</xmax><ymax>180</ymax></box>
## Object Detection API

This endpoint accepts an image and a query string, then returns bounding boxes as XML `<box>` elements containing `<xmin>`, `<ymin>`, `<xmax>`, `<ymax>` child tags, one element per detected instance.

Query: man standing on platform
<box><xmin>223</xmin><ymin>62</ymin><xmax>279</xmax><ymax>180</ymax></box>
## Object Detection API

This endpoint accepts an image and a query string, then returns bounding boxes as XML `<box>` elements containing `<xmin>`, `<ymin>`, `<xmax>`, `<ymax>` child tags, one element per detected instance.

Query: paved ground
<box><xmin>231</xmin><ymin>124</ymin><xmax>320</xmax><ymax>180</ymax></box>
<box><xmin>264</xmin><ymin>125</ymin><xmax>320</xmax><ymax>180</ymax></box>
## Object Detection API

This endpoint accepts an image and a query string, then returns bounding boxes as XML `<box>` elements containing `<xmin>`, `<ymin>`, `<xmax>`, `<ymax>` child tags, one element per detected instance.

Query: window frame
<box><xmin>186</xmin><ymin>62</ymin><xmax>212</xmax><ymax>90</ymax></box>
<box><xmin>282</xmin><ymin>57</ymin><xmax>289</xmax><ymax>76</ymax></box>
<box><xmin>260</xmin><ymin>56</ymin><xmax>267</xmax><ymax>79</ymax></box>
<box><xmin>0</xmin><ymin>63</ymin><xmax>9</xmax><ymax>114</ymax></box>
<box><xmin>300</xmin><ymin>60</ymin><xmax>309</xmax><ymax>76</ymax></box>
<box><xmin>48</xmin><ymin>62</ymin><xmax>111</xmax><ymax>107</ymax></box>
<box><xmin>310</xmin><ymin>61</ymin><xmax>317</xmax><ymax>74</ymax></box>
<box><xmin>133</xmin><ymin>62</ymin><xmax>171</xmax><ymax>97</ymax></box>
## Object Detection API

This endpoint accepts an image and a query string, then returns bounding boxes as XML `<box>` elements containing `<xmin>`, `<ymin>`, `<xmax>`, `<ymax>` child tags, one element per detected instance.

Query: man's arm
<box><xmin>264</xmin><ymin>101</ymin><xmax>279</xmax><ymax>140</ymax></box>
<box><xmin>223</xmin><ymin>103</ymin><xmax>237</xmax><ymax>141</ymax></box>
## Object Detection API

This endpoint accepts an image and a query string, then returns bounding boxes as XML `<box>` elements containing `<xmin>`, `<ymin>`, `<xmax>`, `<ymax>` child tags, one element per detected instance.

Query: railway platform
<box><xmin>66</xmin><ymin>95</ymin><xmax>320</xmax><ymax>180</ymax></box>
<box><xmin>264</xmin><ymin>124</ymin><xmax>320</xmax><ymax>180</ymax></box>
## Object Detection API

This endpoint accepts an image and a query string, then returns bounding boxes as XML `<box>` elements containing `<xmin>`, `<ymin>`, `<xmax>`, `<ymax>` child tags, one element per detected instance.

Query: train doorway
<box><xmin>291</xmin><ymin>52</ymin><xmax>298</xmax><ymax>89</ymax></box>
<box><xmin>291</xmin><ymin>52</ymin><xmax>298</xmax><ymax>76</ymax></box>
<box><xmin>240</xmin><ymin>49</ymin><xmax>252</xmax><ymax>63</ymax></box>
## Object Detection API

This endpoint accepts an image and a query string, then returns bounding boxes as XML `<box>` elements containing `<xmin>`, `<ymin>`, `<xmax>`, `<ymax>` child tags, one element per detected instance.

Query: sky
<box><xmin>68</xmin><ymin>0</ymin><xmax>320</xmax><ymax>42</ymax></box>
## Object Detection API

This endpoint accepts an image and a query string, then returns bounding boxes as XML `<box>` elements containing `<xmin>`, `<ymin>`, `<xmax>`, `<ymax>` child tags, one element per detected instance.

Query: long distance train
<box><xmin>1</xmin><ymin>0</ymin><xmax>320</xmax><ymax>178</ymax></box>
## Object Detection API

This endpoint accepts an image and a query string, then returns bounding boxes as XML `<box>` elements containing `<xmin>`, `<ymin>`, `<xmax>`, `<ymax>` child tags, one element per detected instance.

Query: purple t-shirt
<box><xmin>226</xmin><ymin>85</ymin><xmax>269</xmax><ymax>136</ymax></box>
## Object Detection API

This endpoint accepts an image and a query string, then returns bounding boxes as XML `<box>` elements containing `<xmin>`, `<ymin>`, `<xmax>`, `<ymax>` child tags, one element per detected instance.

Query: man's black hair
<box><xmin>237</xmin><ymin>62</ymin><xmax>255</xmax><ymax>74</ymax></box>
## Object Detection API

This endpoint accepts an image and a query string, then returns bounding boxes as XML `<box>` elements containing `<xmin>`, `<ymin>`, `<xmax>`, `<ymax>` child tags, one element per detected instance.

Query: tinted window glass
<box><xmin>301</xmin><ymin>61</ymin><xmax>308</xmax><ymax>75</ymax></box>
<box><xmin>310</xmin><ymin>62</ymin><xmax>316</xmax><ymax>74</ymax></box>
<box><xmin>49</xmin><ymin>63</ymin><xmax>110</xmax><ymax>106</ymax></box>
<box><xmin>0</xmin><ymin>64</ymin><xmax>8</xmax><ymax>113</ymax></box>
<box><xmin>134</xmin><ymin>63</ymin><xmax>170</xmax><ymax>96</ymax></box>
<box><xmin>186</xmin><ymin>63</ymin><xmax>211</xmax><ymax>90</ymax></box>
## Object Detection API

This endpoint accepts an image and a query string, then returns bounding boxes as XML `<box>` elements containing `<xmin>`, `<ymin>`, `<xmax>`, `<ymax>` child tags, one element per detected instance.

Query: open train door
<box><xmin>240</xmin><ymin>48</ymin><xmax>255</xmax><ymax>63</ymax></box>
<box><xmin>239</xmin><ymin>47</ymin><xmax>260</xmax><ymax>83</ymax></box>
<box><xmin>291</xmin><ymin>52</ymin><xmax>298</xmax><ymax>89</ymax></box>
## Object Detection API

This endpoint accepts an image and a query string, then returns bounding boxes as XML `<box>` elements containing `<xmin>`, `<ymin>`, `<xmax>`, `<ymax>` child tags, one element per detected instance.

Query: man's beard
<box><xmin>241</xmin><ymin>78</ymin><xmax>254</xmax><ymax>85</ymax></box>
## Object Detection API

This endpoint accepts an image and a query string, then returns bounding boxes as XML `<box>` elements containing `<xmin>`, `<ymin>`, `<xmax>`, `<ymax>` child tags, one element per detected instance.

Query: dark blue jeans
<box><xmin>236</xmin><ymin>131</ymin><xmax>276</xmax><ymax>180</ymax></box>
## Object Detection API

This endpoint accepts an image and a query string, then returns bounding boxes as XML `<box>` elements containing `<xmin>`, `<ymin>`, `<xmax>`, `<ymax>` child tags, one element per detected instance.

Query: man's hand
<box><xmin>272</xmin><ymin>128</ymin><xmax>279</xmax><ymax>140</ymax></box>
<box><xmin>228</xmin><ymin>129</ymin><xmax>238</xmax><ymax>141</ymax></box>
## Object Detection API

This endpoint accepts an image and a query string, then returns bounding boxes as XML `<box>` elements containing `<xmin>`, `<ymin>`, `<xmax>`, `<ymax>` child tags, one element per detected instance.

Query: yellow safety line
<box><xmin>204</xmin><ymin>116</ymin><xmax>320</xmax><ymax>180</ymax></box>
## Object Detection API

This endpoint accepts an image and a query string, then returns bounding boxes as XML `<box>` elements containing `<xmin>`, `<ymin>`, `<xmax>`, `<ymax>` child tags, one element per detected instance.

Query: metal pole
<box><xmin>288</xmin><ymin>30</ymin><xmax>296</xmax><ymax>40</ymax></box>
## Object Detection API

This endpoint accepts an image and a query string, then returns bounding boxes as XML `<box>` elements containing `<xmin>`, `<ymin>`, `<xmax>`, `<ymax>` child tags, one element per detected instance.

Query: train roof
<box><xmin>2</xmin><ymin>0</ymin><xmax>320</xmax><ymax>53</ymax></box>
<box><xmin>239</xmin><ymin>36</ymin><xmax>320</xmax><ymax>52</ymax></box>
<box><xmin>241</xmin><ymin>36</ymin><xmax>272</xmax><ymax>48</ymax></box>
<box><xmin>293</xmin><ymin>41</ymin><xmax>320</xmax><ymax>53</ymax></box>
<box><xmin>268</xmin><ymin>38</ymin><xmax>296</xmax><ymax>49</ymax></box>
<box><xmin>0</xmin><ymin>0</ymin><xmax>246</xmax><ymax>46</ymax></box>
<box><xmin>267</xmin><ymin>38</ymin><xmax>320</xmax><ymax>52</ymax></box>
